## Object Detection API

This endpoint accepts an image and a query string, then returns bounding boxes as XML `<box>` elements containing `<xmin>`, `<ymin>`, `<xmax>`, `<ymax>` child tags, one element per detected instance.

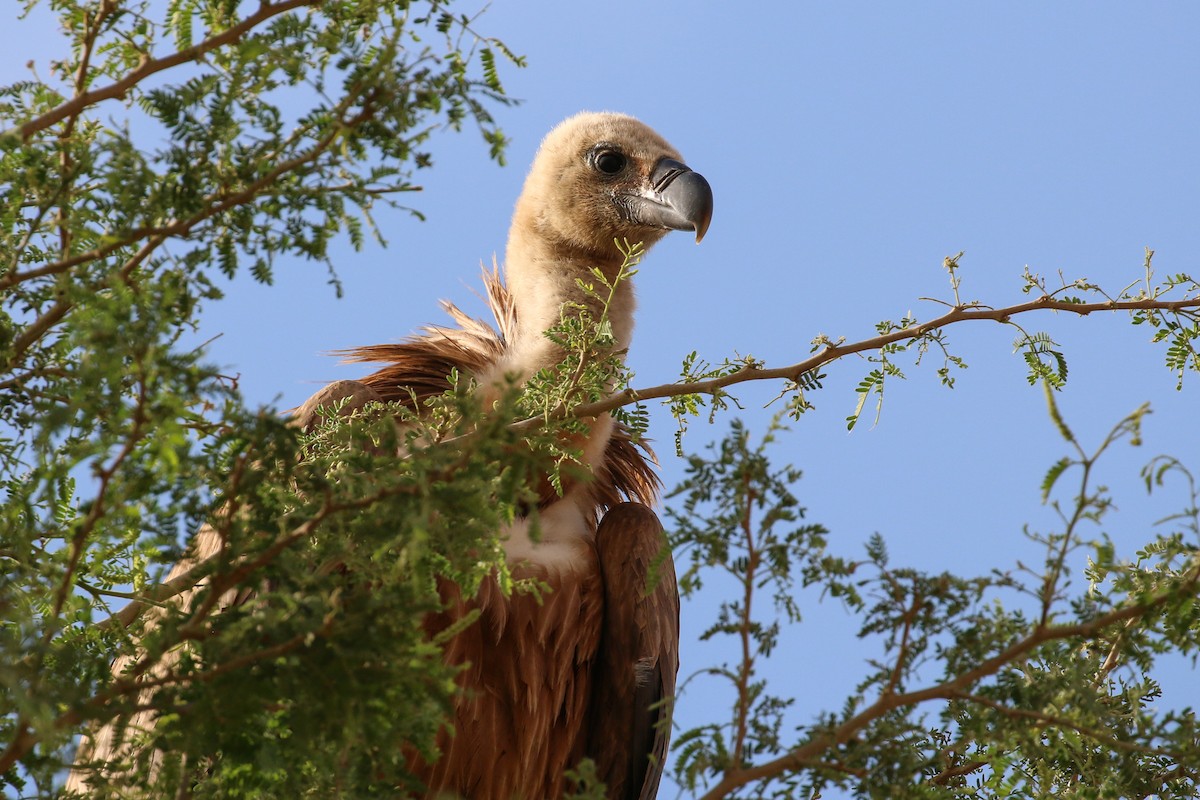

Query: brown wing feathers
<box><xmin>337</xmin><ymin>268</ymin><xmax>662</xmax><ymax>515</ymax></box>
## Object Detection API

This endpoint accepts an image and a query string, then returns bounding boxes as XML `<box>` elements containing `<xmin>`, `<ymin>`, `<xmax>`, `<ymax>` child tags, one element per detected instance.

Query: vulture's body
<box><xmin>67</xmin><ymin>112</ymin><xmax>712</xmax><ymax>799</ymax></box>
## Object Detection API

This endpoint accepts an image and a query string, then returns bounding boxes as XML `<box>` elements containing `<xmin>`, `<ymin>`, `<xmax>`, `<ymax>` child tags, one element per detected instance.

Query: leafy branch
<box><xmin>518</xmin><ymin>250</ymin><xmax>1199</xmax><ymax>434</ymax></box>
<box><xmin>5</xmin><ymin>0</ymin><xmax>315</xmax><ymax>143</ymax></box>
<box><xmin>668</xmin><ymin>419</ymin><xmax>830</xmax><ymax>795</ymax></box>
<box><xmin>0</xmin><ymin>2</ymin><xmax>525</xmax><ymax>794</ymax></box>
<box><xmin>669</xmin><ymin>404</ymin><xmax>1200</xmax><ymax>799</ymax></box>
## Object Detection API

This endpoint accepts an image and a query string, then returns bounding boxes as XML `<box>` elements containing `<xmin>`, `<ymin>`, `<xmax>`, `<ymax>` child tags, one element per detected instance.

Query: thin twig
<box><xmin>729</xmin><ymin>469</ymin><xmax>758</xmax><ymax>773</ymax></box>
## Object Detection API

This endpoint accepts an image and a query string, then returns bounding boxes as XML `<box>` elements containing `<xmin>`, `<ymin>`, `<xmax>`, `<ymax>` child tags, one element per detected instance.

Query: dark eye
<box><xmin>593</xmin><ymin>149</ymin><xmax>626</xmax><ymax>175</ymax></box>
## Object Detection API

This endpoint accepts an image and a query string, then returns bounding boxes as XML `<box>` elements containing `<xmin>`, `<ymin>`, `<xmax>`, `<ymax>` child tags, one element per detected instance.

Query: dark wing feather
<box><xmin>588</xmin><ymin>502</ymin><xmax>680</xmax><ymax>800</ymax></box>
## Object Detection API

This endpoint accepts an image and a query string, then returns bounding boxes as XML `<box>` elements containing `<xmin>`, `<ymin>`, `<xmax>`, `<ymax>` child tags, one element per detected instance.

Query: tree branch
<box><xmin>6</xmin><ymin>0</ymin><xmax>318</xmax><ymax>143</ymax></box>
<box><xmin>729</xmin><ymin>470</ymin><xmax>758</xmax><ymax>773</ymax></box>
<box><xmin>696</xmin><ymin>558</ymin><xmax>1200</xmax><ymax>799</ymax></box>
<box><xmin>950</xmin><ymin>689</ymin><xmax>1186</xmax><ymax>759</ymax></box>
<box><xmin>533</xmin><ymin>295</ymin><xmax>1200</xmax><ymax>427</ymax></box>
<box><xmin>2</xmin><ymin>90</ymin><xmax>369</xmax><ymax>297</ymax></box>
<box><xmin>4</xmin><ymin>93</ymin><xmax>382</xmax><ymax>372</ymax></box>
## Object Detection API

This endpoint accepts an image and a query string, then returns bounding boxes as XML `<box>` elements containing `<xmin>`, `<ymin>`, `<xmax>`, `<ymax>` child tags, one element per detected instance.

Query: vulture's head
<box><xmin>508</xmin><ymin>112</ymin><xmax>713</xmax><ymax>265</ymax></box>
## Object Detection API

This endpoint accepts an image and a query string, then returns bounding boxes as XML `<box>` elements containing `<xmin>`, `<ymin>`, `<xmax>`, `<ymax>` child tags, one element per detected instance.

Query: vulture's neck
<box><xmin>490</xmin><ymin>235</ymin><xmax>635</xmax><ymax>561</ymax></box>
<box><xmin>500</xmin><ymin>235</ymin><xmax>636</xmax><ymax>381</ymax></box>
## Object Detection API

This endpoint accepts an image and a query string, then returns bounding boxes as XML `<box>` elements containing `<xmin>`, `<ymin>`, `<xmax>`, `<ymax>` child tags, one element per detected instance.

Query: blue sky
<box><xmin>4</xmin><ymin>1</ymin><xmax>1200</xmax><ymax>794</ymax></box>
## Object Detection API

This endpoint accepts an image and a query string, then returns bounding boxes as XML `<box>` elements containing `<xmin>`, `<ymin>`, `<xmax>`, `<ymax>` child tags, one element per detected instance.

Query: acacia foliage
<box><xmin>655</xmin><ymin>259</ymin><xmax>1200</xmax><ymax>798</ymax></box>
<box><xmin>0</xmin><ymin>0</ymin><xmax>525</xmax><ymax>795</ymax></box>
<box><xmin>667</xmin><ymin>405</ymin><xmax>1200</xmax><ymax>799</ymax></box>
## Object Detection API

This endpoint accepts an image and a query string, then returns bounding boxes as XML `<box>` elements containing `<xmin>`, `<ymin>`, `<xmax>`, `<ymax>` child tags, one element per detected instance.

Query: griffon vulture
<box><xmin>67</xmin><ymin>112</ymin><xmax>712</xmax><ymax>799</ymax></box>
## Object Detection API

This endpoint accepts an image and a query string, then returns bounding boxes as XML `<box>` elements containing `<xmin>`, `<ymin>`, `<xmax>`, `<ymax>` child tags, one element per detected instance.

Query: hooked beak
<box><xmin>619</xmin><ymin>157</ymin><xmax>714</xmax><ymax>243</ymax></box>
